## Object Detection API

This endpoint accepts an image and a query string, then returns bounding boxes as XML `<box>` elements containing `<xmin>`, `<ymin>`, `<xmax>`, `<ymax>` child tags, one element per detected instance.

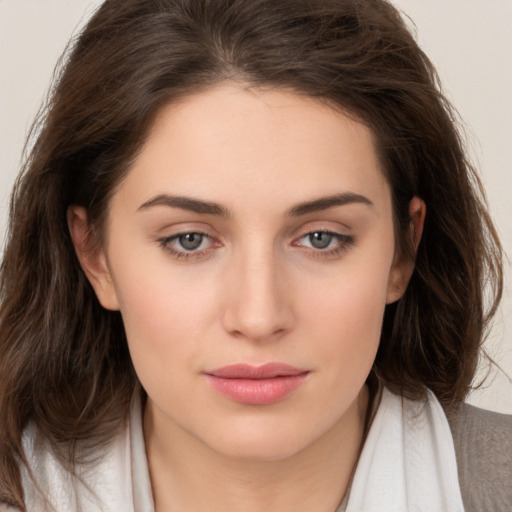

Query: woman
<box><xmin>0</xmin><ymin>0</ymin><xmax>510</xmax><ymax>511</ymax></box>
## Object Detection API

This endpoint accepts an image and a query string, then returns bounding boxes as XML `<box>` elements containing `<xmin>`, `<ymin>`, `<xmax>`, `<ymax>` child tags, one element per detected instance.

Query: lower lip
<box><xmin>205</xmin><ymin>373</ymin><xmax>309</xmax><ymax>405</ymax></box>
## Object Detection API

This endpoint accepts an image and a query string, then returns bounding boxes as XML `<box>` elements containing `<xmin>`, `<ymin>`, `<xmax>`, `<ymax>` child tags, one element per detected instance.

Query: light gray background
<box><xmin>1</xmin><ymin>0</ymin><xmax>511</xmax><ymax>413</ymax></box>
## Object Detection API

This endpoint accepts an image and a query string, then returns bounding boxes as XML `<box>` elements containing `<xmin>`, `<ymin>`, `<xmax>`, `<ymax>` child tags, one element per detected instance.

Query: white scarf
<box><xmin>342</xmin><ymin>387</ymin><xmax>465</xmax><ymax>511</ymax></box>
<box><xmin>21</xmin><ymin>388</ymin><xmax>464</xmax><ymax>511</ymax></box>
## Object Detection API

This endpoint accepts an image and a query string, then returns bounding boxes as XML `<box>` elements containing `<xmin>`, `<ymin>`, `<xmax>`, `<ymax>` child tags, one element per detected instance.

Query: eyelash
<box><xmin>157</xmin><ymin>232</ymin><xmax>216</xmax><ymax>260</ymax></box>
<box><xmin>293</xmin><ymin>230</ymin><xmax>354</xmax><ymax>258</ymax></box>
<box><xmin>157</xmin><ymin>230</ymin><xmax>354</xmax><ymax>260</ymax></box>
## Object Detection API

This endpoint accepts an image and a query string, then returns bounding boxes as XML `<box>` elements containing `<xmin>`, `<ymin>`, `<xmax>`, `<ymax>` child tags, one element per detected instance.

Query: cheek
<box><xmin>108</xmin><ymin>252</ymin><xmax>222</xmax><ymax>386</ymax></box>
<box><xmin>307</xmin><ymin>284</ymin><xmax>385</xmax><ymax>364</ymax></box>
<box><xmin>118</xmin><ymin>278</ymin><xmax>210</xmax><ymax>341</ymax></box>
<box><xmin>108</xmin><ymin>230</ymin><xmax>220</xmax><ymax>336</ymax></box>
<box><xmin>117</xmin><ymin>287</ymin><xmax>208</xmax><ymax>406</ymax></box>
<box><xmin>299</xmin><ymin>248</ymin><xmax>393</xmax><ymax>372</ymax></box>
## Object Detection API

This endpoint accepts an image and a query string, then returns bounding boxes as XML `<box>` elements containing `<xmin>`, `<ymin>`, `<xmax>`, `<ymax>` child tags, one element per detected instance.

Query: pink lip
<box><xmin>205</xmin><ymin>363</ymin><xmax>309</xmax><ymax>405</ymax></box>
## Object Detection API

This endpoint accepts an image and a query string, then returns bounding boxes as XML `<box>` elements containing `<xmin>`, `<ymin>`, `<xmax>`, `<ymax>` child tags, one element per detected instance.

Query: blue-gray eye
<box><xmin>178</xmin><ymin>233</ymin><xmax>204</xmax><ymax>250</ymax></box>
<box><xmin>308</xmin><ymin>232</ymin><xmax>333</xmax><ymax>249</ymax></box>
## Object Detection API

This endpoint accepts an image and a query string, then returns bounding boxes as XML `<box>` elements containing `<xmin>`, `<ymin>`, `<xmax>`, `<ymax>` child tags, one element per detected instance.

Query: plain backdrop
<box><xmin>1</xmin><ymin>0</ymin><xmax>511</xmax><ymax>413</ymax></box>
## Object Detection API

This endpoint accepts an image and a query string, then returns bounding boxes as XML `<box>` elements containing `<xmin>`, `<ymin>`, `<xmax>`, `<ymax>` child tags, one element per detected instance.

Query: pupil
<box><xmin>310</xmin><ymin>232</ymin><xmax>332</xmax><ymax>249</ymax></box>
<box><xmin>179</xmin><ymin>233</ymin><xmax>203</xmax><ymax>250</ymax></box>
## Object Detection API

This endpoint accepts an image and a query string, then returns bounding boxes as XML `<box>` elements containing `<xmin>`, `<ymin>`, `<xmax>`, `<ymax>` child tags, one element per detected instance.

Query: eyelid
<box><xmin>291</xmin><ymin>221</ymin><xmax>352</xmax><ymax>241</ymax></box>
<box><xmin>292</xmin><ymin>229</ymin><xmax>351</xmax><ymax>246</ymax></box>
<box><xmin>291</xmin><ymin>227</ymin><xmax>355</xmax><ymax>258</ymax></box>
<box><xmin>156</xmin><ymin>228</ymin><xmax>222</xmax><ymax>260</ymax></box>
<box><xmin>153</xmin><ymin>220</ymin><xmax>217</xmax><ymax>236</ymax></box>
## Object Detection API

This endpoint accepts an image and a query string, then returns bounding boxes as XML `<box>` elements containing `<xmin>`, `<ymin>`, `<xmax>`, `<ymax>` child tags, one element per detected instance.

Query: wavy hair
<box><xmin>0</xmin><ymin>0</ymin><xmax>503</xmax><ymax>507</ymax></box>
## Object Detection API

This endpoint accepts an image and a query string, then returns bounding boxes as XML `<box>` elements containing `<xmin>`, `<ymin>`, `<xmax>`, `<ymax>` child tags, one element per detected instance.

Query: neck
<box><xmin>144</xmin><ymin>387</ymin><xmax>369</xmax><ymax>512</ymax></box>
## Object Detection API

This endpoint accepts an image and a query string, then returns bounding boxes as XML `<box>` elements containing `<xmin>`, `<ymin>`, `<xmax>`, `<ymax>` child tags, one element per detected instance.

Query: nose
<box><xmin>222</xmin><ymin>248</ymin><xmax>295</xmax><ymax>343</ymax></box>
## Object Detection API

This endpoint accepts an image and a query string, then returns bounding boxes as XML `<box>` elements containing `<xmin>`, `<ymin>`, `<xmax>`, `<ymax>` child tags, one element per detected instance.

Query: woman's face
<box><xmin>75</xmin><ymin>83</ymin><xmax>414</xmax><ymax>461</ymax></box>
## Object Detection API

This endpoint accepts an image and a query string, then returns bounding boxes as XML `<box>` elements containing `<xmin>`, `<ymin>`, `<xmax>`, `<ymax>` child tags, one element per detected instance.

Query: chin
<box><xmin>198</xmin><ymin>415</ymin><xmax>326</xmax><ymax>463</ymax></box>
<box><xmin>215</xmin><ymin>436</ymin><xmax>313</xmax><ymax>463</ymax></box>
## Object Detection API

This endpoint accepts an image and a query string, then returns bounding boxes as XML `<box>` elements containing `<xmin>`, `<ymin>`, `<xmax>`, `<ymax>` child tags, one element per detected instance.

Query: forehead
<box><xmin>116</xmin><ymin>83</ymin><xmax>390</xmax><ymax>214</ymax></box>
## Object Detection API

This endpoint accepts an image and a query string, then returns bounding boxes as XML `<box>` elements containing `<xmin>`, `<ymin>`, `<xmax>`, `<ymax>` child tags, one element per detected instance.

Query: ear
<box><xmin>386</xmin><ymin>196</ymin><xmax>426</xmax><ymax>304</ymax></box>
<box><xmin>67</xmin><ymin>206</ymin><xmax>120</xmax><ymax>310</ymax></box>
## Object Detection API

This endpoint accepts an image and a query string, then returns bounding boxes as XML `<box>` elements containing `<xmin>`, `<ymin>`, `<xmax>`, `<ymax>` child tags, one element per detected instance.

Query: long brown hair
<box><xmin>0</xmin><ymin>0</ymin><xmax>503</xmax><ymax>507</ymax></box>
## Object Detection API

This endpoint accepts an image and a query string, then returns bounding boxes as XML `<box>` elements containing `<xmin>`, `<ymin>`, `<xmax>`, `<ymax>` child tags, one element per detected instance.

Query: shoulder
<box><xmin>444</xmin><ymin>402</ymin><xmax>512</xmax><ymax>512</ymax></box>
<box><xmin>19</xmin><ymin>404</ymin><xmax>143</xmax><ymax>511</ymax></box>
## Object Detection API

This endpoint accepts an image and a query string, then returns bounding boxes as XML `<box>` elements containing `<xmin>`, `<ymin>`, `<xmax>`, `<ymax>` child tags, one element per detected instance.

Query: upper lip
<box><xmin>206</xmin><ymin>363</ymin><xmax>308</xmax><ymax>379</ymax></box>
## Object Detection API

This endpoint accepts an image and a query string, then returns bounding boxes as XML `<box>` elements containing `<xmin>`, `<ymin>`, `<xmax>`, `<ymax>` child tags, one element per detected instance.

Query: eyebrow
<box><xmin>138</xmin><ymin>194</ymin><xmax>230</xmax><ymax>216</ymax></box>
<box><xmin>287</xmin><ymin>193</ymin><xmax>373</xmax><ymax>216</ymax></box>
<box><xmin>137</xmin><ymin>192</ymin><xmax>373</xmax><ymax>217</ymax></box>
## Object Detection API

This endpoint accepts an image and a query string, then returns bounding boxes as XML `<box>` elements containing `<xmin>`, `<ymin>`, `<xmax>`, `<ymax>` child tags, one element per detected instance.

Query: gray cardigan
<box><xmin>445</xmin><ymin>402</ymin><xmax>512</xmax><ymax>512</ymax></box>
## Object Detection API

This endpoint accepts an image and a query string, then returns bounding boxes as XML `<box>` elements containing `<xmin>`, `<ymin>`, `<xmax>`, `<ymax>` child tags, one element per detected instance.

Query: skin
<box><xmin>69</xmin><ymin>83</ymin><xmax>425</xmax><ymax>511</ymax></box>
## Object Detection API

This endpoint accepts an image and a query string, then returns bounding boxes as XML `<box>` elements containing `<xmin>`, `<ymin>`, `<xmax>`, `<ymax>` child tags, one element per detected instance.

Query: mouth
<box><xmin>204</xmin><ymin>363</ymin><xmax>310</xmax><ymax>405</ymax></box>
